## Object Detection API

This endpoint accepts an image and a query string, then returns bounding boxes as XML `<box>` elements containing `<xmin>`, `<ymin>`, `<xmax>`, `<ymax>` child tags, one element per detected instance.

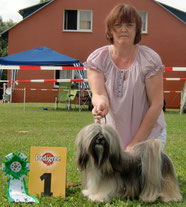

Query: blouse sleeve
<box><xmin>83</xmin><ymin>46</ymin><xmax>108</xmax><ymax>73</ymax></box>
<box><xmin>141</xmin><ymin>46</ymin><xmax>165</xmax><ymax>79</ymax></box>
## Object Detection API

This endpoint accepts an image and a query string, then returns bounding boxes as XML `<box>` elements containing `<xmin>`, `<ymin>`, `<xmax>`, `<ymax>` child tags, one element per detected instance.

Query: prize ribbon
<box><xmin>2</xmin><ymin>153</ymin><xmax>39</xmax><ymax>203</ymax></box>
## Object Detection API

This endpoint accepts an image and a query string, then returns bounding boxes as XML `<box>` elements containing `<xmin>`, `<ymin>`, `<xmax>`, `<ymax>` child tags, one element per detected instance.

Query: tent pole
<box><xmin>23</xmin><ymin>87</ymin><xmax>26</xmax><ymax>111</ymax></box>
<box><xmin>10</xmin><ymin>70</ymin><xmax>13</xmax><ymax>103</ymax></box>
<box><xmin>54</xmin><ymin>96</ymin><xmax>57</xmax><ymax>110</ymax></box>
<box><xmin>79</xmin><ymin>83</ymin><xmax>81</xmax><ymax>112</ymax></box>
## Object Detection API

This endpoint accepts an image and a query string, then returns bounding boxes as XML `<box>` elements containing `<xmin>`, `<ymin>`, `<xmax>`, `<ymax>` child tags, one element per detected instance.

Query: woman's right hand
<box><xmin>92</xmin><ymin>103</ymin><xmax>109</xmax><ymax>123</ymax></box>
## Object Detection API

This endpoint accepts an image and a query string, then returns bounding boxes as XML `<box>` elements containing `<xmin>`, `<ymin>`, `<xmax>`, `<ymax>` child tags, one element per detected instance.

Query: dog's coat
<box><xmin>75</xmin><ymin>123</ymin><xmax>182</xmax><ymax>202</ymax></box>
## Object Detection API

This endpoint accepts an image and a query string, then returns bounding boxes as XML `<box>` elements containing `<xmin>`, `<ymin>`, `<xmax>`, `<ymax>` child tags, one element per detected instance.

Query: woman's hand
<box><xmin>125</xmin><ymin>144</ymin><xmax>134</xmax><ymax>152</ymax></box>
<box><xmin>92</xmin><ymin>103</ymin><xmax>109</xmax><ymax>123</ymax></box>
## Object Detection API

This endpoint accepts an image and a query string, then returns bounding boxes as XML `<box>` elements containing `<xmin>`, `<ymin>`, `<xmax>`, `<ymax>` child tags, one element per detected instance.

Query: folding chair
<box><xmin>3</xmin><ymin>87</ymin><xmax>11</xmax><ymax>103</ymax></box>
<box><xmin>79</xmin><ymin>91</ymin><xmax>92</xmax><ymax>111</ymax></box>
<box><xmin>180</xmin><ymin>82</ymin><xmax>186</xmax><ymax>114</ymax></box>
<box><xmin>55</xmin><ymin>82</ymin><xmax>77</xmax><ymax>110</ymax></box>
<box><xmin>77</xmin><ymin>82</ymin><xmax>92</xmax><ymax>111</ymax></box>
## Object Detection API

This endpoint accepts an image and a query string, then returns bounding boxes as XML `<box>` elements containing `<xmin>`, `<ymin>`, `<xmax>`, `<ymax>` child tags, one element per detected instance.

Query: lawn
<box><xmin>0</xmin><ymin>103</ymin><xmax>185</xmax><ymax>207</ymax></box>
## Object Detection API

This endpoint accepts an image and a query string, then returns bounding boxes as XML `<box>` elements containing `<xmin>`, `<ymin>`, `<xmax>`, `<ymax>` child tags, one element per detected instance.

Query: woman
<box><xmin>84</xmin><ymin>4</ymin><xmax>166</xmax><ymax>151</ymax></box>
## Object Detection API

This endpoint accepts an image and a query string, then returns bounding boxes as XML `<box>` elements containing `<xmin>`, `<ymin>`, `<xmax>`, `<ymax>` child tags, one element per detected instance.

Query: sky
<box><xmin>0</xmin><ymin>0</ymin><xmax>186</xmax><ymax>23</ymax></box>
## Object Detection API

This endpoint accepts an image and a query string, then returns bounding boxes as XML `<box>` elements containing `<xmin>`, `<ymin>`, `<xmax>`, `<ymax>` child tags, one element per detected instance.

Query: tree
<box><xmin>0</xmin><ymin>17</ymin><xmax>15</xmax><ymax>57</ymax></box>
<box><xmin>0</xmin><ymin>17</ymin><xmax>15</xmax><ymax>96</ymax></box>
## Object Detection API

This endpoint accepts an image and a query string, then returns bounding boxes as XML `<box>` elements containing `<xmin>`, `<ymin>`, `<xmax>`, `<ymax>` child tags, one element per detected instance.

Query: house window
<box><xmin>55</xmin><ymin>69</ymin><xmax>73</xmax><ymax>87</ymax></box>
<box><xmin>139</xmin><ymin>11</ymin><xmax>148</xmax><ymax>33</ymax></box>
<box><xmin>54</xmin><ymin>69</ymin><xmax>82</xmax><ymax>87</ymax></box>
<box><xmin>64</xmin><ymin>10</ymin><xmax>92</xmax><ymax>32</ymax></box>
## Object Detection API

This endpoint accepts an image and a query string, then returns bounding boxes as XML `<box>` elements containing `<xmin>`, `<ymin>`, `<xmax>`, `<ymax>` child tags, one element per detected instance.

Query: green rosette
<box><xmin>2</xmin><ymin>153</ymin><xmax>39</xmax><ymax>203</ymax></box>
<box><xmin>2</xmin><ymin>153</ymin><xmax>29</xmax><ymax>179</ymax></box>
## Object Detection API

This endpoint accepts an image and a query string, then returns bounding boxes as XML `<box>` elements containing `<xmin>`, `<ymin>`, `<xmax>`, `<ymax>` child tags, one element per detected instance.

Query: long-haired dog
<box><xmin>75</xmin><ymin>123</ymin><xmax>182</xmax><ymax>203</ymax></box>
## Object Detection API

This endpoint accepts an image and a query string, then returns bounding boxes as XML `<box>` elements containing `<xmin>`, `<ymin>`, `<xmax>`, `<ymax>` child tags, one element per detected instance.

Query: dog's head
<box><xmin>75</xmin><ymin>123</ymin><xmax>122</xmax><ymax>171</ymax></box>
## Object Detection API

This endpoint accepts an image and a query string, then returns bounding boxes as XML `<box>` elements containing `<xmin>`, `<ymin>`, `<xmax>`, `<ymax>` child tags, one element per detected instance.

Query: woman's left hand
<box><xmin>125</xmin><ymin>145</ymin><xmax>134</xmax><ymax>152</ymax></box>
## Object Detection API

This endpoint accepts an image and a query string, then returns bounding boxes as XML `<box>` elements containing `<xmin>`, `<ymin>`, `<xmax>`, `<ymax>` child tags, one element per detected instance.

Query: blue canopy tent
<box><xmin>0</xmin><ymin>46</ymin><xmax>81</xmax><ymax>66</ymax></box>
<box><xmin>0</xmin><ymin>46</ymin><xmax>90</xmax><ymax>104</ymax></box>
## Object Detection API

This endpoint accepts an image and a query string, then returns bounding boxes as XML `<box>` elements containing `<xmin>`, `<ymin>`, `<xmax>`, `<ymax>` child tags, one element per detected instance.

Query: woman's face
<box><xmin>111</xmin><ymin>21</ymin><xmax>136</xmax><ymax>46</ymax></box>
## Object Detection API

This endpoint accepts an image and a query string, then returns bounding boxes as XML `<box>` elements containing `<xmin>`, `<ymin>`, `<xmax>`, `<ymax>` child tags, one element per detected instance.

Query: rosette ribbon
<box><xmin>2</xmin><ymin>153</ymin><xmax>39</xmax><ymax>203</ymax></box>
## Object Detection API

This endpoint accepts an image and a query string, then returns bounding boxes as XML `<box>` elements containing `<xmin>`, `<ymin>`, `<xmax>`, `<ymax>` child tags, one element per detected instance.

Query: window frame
<box><xmin>54</xmin><ymin>68</ymin><xmax>76</xmax><ymax>88</ymax></box>
<box><xmin>139</xmin><ymin>11</ymin><xmax>148</xmax><ymax>34</ymax></box>
<box><xmin>63</xmin><ymin>9</ymin><xmax>93</xmax><ymax>32</ymax></box>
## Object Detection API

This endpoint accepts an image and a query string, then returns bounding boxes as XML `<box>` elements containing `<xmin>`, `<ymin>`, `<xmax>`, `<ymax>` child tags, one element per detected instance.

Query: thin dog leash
<box><xmin>95</xmin><ymin>112</ymin><xmax>107</xmax><ymax>124</ymax></box>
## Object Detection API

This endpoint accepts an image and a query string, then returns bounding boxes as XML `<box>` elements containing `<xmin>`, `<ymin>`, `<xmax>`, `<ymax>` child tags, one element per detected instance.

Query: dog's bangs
<box><xmin>85</xmin><ymin>124</ymin><xmax>101</xmax><ymax>139</ymax></box>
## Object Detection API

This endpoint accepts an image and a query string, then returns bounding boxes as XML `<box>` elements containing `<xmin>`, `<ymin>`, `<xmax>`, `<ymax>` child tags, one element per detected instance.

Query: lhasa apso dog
<box><xmin>75</xmin><ymin>123</ymin><xmax>182</xmax><ymax>203</ymax></box>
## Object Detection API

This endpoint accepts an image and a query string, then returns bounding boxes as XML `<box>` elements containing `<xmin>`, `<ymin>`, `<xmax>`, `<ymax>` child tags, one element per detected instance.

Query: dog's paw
<box><xmin>140</xmin><ymin>194</ymin><xmax>158</xmax><ymax>203</ymax></box>
<box><xmin>88</xmin><ymin>194</ymin><xmax>105</xmax><ymax>202</ymax></box>
<box><xmin>82</xmin><ymin>189</ymin><xmax>89</xmax><ymax>197</ymax></box>
<box><xmin>89</xmin><ymin>193</ymin><xmax>112</xmax><ymax>202</ymax></box>
<box><xmin>160</xmin><ymin>194</ymin><xmax>182</xmax><ymax>202</ymax></box>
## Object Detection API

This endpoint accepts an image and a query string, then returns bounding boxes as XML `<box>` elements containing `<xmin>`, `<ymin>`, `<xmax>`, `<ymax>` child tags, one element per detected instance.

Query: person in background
<box><xmin>84</xmin><ymin>3</ymin><xmax>167</xmax><ymax>151</ymax></box>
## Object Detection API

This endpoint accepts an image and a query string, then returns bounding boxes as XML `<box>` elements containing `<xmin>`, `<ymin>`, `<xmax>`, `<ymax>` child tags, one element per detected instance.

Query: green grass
<box><xmin>0</xmin><ymin>103</ymin><xmax>185</xmax><ymax>207</ymax></box>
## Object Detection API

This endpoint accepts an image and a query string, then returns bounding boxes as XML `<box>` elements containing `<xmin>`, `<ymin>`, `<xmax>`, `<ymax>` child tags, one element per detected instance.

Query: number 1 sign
<box><xmin>28</xmin><ymin>147</ymin><xmax>67</xmax><ymax>197</ymax></box>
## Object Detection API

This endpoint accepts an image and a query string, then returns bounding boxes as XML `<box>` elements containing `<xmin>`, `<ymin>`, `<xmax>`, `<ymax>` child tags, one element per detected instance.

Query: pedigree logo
<box><xmin>35</xmin><ymin>152</ymin><xmax>61</xmax><ymax>166</ymax></box>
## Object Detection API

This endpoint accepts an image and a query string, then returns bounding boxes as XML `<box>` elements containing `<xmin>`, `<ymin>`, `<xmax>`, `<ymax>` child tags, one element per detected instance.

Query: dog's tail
<box><xmin>134</xmin><ymin>139</ymin><xmax>163</xmax><ymax>202</ymax></box>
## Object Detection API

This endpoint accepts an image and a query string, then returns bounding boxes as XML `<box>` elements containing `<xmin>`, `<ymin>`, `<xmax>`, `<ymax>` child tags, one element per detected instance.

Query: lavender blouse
<box><xmin>84</xmin><ymin>45</ymin><xmax>166</xmax><ymax>148</ymax></box>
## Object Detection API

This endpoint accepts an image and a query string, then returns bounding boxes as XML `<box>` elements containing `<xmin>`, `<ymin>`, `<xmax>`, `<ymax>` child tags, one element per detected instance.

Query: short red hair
<box><xmin>105</xmin><ymin>4</ymin><xmax>142</xmax><ymax>44</ymax></box>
